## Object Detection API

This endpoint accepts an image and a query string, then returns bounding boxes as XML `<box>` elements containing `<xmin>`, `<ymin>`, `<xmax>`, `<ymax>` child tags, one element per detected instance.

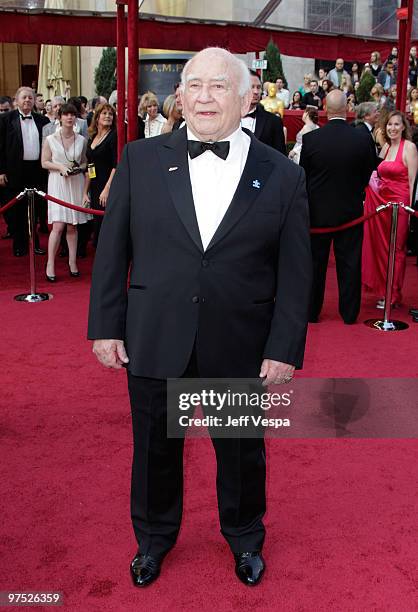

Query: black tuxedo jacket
<box><xmin>300</xmin><ymin>119</ymin><xmax>375</xmax><ymax>228</ymax></box>
<box><xmin>88</xmin><ymin>127</ymin><xmax>312</xmax><ymax>379</ymax></box>
<box><xmin>355</xmin><ymin>121</ymin><xmax>379</xmax><ymax>169</ymax></box>
<box><xmin>253</xmin><ymin>104</ymin><xmax>286</xmax><ymax>155</ymax></box>
<box><xmin>0</xmin><ymin>109</ymin><xmax>49</xmax><ymax>190</ymax></box>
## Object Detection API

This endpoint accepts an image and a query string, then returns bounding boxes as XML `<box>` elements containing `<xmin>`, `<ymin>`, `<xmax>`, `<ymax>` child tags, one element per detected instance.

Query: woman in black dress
<box><xmin>82</xmin><ymin>103</ymin><xmax>117</xmax><ymax>247</ymax></box>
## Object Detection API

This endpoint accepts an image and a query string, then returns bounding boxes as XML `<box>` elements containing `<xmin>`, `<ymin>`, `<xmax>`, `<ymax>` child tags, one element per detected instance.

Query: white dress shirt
<box><xmin>276</xmin><ymin>88</ymin><xmax>290</xmax><ymax>108</ymax></box>
<box><xmin>187</xmin><ymin>126</ymin><xmax>251</xmax><ymax>250</ymax></box>
<box><xmin>20</xmin><ymin>112</ymin><xmax>40</xmax><ymax>160</ymax></box>
<box><xmin>144</xmin><ymin>113</ymin><xmax>167</xmax><ymax>138</ymax></box>
<box><xmin>241</xmin><ymin>108</ymin><xmax>257</xmax><ymax>133</ymax></box>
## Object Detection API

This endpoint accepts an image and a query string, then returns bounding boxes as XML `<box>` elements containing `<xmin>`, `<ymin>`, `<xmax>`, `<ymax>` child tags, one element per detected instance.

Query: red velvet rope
<box><xmin>38</xmin><ymin>191</ymin><xmax>105</xmax><ymax>216</ymax></box>
<box><xmin>0</xmin><ymin>194</ymin><xmax>23</xmax><ymax>214</ymax></box>
<box><xmin>310</xmin><ymin>208</ymin><xmax>387</xmax><ymax>234</ymax></box>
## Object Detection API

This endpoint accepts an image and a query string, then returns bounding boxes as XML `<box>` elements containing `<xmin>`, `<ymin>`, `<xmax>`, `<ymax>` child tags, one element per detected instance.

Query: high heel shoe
<box><xmin>45</xmin><ymin>265</ymin><xmax>56</xmax><ymax>282</ymax></box>
<box><xmin>68</xmin><ymin>265</ymin><xmax>80</xmax><ymax>278</ymax></box>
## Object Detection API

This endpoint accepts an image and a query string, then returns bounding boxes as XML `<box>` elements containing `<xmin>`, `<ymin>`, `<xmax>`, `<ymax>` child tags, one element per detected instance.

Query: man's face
<box><xmin>386</xmin><ymin>63</ymin><xmax>394</xmax><ymax>74</ymax></box>
<box><xmin>366</xmin><ymin>107</ymin><xmax>379</xmax><ymax>126</ymax></box>
<box><xmin>36</xmin><ymin>95</ymin><xmax>45</xmax><ymax>110</ymax></box>
<box><xmin>0</xmin><ymin>101</ymin><xmax>11</xmax><ymax>113</ymax></box>
<box><xmin>336</xmin><ymin>59</ymin><xmax>344</xmax><ymax>70</ymax></box>
<box><xmin>52</xmin><ymin>100</ymin><xmax>63</xmax><ymax>118</ymax></box>
<box><xmin>181</xmin><ymin>53</ymin><xmax>251</xmax><ymax>142</ymax></box>
<box><xmin>276</xmin><ymin>78</ymin><xmax>283</xmax><ymax>91</ymax></box>
<box><xmin>310</xmin><ymin>81</ymin><xmax>318</xmax><ymax>94</ymax></box>
<box><xmin>16</xmin><ymin>90</ymin><xmax>34</xmax><ymax>114</ymax></box>
<box><xmin>250</xmin><ymin>75</ymin><xmax>262</xmax><ymax>107</ymax></box>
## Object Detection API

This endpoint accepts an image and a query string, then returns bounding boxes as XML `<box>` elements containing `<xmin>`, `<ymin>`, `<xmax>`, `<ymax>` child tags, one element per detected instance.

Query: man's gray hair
<box><xmin>355</xmin><ymin>101</ymin><xmax>378</xmax><ymax>120</ymax></box>
<box><xmin>15</xmin><ymin>86</ymin><xmax>34</xmax><ymax>99</ymax></box>
<box><xmin>51</xmin><ymin>96</ymin><xmax>64</xmax><ymax>105</ymax></box>
<box><xmin>180</xmin><ymin>47</ymin><xmax>251</xmax><ymax>97</ymax></box>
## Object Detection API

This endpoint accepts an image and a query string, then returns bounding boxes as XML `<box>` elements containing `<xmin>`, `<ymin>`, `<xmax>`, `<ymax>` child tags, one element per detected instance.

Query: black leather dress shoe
<box><xmin>409</xmin><ymin>307</ymin><xmax>418</xmax><ymax>317</ymax></box>
<box><xmin>34</xmin><ymin>247</ymin><xmax>46</xmax><ymax>255</ymax></box>
<box><xmin>130</xmin><ymin>553</ymin><xmax>161</xmax><ymax>587</ymax></box>
<box><xmin>234</xmin><ymin>552</ymin><xmax>265</xmax><ymax>586</ymax></box>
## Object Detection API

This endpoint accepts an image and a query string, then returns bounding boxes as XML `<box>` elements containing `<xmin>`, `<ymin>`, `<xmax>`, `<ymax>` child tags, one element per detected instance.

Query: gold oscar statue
<box><xmin>412</xmin><ymin>100</ymin><xmax>418</xmax><ymax>125</ymax></box>
<box><xmin>260</xmin><ymin>84</ymin><xmax>285</xmax><ymax>118</ymax></box>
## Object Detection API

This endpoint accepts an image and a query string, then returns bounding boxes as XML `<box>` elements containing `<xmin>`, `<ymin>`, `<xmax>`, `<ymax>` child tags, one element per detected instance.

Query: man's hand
<box><xmin>259</xmin><ymin>359</ymin><xmax>295</xmax><ymax>386</ymax></box>
<box><xmin>0</xmin><ymin>173</ymin><xmax>8</xmax><ymax>187</ymax></box>
<box><xmin>92</xmin><ymin>339</ymin><xmax>129</xmax><ymax>369</ymax></box>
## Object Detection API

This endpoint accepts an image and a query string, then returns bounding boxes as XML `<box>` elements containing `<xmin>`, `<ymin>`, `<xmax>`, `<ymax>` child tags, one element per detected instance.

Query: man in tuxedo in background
<box><xmin>300</xmin><ymin>89</ymin><xmax>375</xmax><ymax>324</ymax></box>
<box><xmin>0</xmin><ymin>86</ymin><xmax>49</xmax><ymax>256</ymax></box>
<box><xmin>355</xmin><ymin>101</ymin><xmax>380</xmax><ymax>169</ymax></box>
<box><xmin>241</xmin><ymin>70</ymin><xmax>286</xmax><ymax>155</ymax></box>
<box><xmin>88</xmin><ymin>48</ymin><xmax>311</xmax><ymax>588</ymax></box>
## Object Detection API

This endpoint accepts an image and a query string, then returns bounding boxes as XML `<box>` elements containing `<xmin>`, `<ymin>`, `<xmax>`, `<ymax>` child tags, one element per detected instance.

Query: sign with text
<box><xmin>252</xmin><ymin>59</ymin><xmax>267</xmax><ymax>70</ymax></box>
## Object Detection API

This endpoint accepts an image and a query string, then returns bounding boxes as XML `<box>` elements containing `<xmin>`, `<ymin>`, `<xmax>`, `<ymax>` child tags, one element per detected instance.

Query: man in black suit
<box><xmin>354</xmin><ymin>101</ymin><xmax>380</xmax><ymax>169</ymax></box>
<box><xmin>88</xmin><ymin>48</ymin><xmax>311</xmax><ymax>588</ymax></box>
<box><xmin>0</xmin><ymin>86</ymin><xmax>49</xmax><ymax>256</ymax></box>
<box><xmin>301</xmin><ymin>79</ymin><xmax>325</xmax><ymax>109</ymax></box>
<box><xmin>241</xmin><ymin>70</ymin><xmax>286</xmax><ymax>154</ymax></box>
<box><xmin>300</xmin><ymin>90</ymin><xmax>375</xmax><ymax>324</ymax></box>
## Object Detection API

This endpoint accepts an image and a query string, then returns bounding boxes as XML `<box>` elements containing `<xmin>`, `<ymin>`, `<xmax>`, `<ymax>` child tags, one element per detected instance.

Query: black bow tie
<box><xmin>188</xmin><ymin>140</ymin><xmax>230</xmax><ymax>160</ymax></box>
<box><xmin>19</xmin><ymin>113</ymin><xmax>33</xmax><ymax>120</ymax></box>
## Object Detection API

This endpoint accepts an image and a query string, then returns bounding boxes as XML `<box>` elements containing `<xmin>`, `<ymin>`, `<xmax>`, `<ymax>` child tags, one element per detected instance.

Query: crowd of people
<box><xmin>0</xmin><ymin>85</ymin><xmax>185</xmax><ymax>280</ymax></box>
<box><xmin>0</xmin><ymin>50</ymin><xmax>417</xmax><ymax>319</ymax></box>
<box><xmin>265</xmin><ymin>46</ymin><xmax>418</xmax><ymax>114</ymax></box>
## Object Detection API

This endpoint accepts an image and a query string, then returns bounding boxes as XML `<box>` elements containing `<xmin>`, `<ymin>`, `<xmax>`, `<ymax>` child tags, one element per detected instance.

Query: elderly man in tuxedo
<box><xmin>0</xmin><ymin>86</ymin><xmax>49</xmax><ymax>256</ymax></box>
<box><xmin>88</xmin><ymin>48</ymin><xmax>311</xmax><ymax>588</ymax></box>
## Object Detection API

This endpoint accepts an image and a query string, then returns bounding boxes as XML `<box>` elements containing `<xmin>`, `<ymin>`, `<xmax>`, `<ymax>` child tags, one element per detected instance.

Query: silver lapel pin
<box><xmin>169</xmin><ymin>166</ymin><xmax>178</xmax><ymax>172</ymax></box>
<box><xmin>252</xmin><ymin>179</ymin><xmax>261</xmax><ymax>189</ymax></box>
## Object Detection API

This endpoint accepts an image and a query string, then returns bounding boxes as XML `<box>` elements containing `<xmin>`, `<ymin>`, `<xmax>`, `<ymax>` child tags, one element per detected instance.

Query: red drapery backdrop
<box><xmin>0</xmin><ymin>13</ymin><xmax>409</xmax><ymax>61</ymax></box>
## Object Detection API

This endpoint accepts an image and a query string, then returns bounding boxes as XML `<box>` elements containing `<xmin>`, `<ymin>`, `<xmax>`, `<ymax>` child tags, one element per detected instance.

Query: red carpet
<box><xmin>1</xmin><ymin>228</ymin><xmax>418</xmax><ymax>611</ymax></box>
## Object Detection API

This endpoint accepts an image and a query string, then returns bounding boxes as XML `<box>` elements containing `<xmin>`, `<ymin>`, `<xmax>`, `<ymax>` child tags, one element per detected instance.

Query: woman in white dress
<box><xmin>41</xmin><ymin>103</ymin><xmax>91</xmax><ymax>281</ymax></box>
<box><xmin>140</xmin><ymin>91</ymin><xmax>167</xmax><ymax>138</ymax></box>
<box><xmin>288</xmin><ymin>107</ymin><xmax>320</xmax><ymax>164</ymax></box>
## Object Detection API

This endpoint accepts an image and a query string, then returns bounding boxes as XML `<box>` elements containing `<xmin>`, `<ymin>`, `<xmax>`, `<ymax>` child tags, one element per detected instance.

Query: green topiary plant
<box><xmin>263</xmin><ymin>38</ymin><xmax>288</xmax><ymax>88</ymax></box>
<box><xmin>356</xmin><ymin>70</ymin><xmax>376</xmax><ymax>103</ymax></box>
<box><xmin>94</xmin><ymin>47</ymin><xmax>117</xmax><ymax>99</ymax></box>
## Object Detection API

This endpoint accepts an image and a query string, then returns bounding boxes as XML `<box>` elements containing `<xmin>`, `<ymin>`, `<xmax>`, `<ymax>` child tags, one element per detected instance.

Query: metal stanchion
<box><xmin>14</xmin><ymin>188</ymin><xmax>52</xmax><ymax>303</ymax></box>
<box><xmin>365</xmin><ymin>202</ymin><xmax>408</xmax><ymax>331</ymax></box>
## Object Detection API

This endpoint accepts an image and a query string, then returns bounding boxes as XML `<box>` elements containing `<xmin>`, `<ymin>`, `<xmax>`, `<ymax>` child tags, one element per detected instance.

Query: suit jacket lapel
<box><xmin>254</xmin><ymin>105</ymin><xmax>266</xmax><ymax>140</ymax></box>
<box><xmin>157</xmin><ymin>127</ymin><xmax>204</xmax><ymax>252</ymax></box>
<box><xmin>33</xmin><ymin>113</ymin><xmax>45</xmax><ymax>148</ymax></box>
<box><xmin>206</xmin><ymin>132</ymin><xmax>274</xmax><ymax>251</ymax></box>
<box><xmin>11</xmin><ymin>110</ymin><xmax>23</xmax><ymax>156</ymax></box>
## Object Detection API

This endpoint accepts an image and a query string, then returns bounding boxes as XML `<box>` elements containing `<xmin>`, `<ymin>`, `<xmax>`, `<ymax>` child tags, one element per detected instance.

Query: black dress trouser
<box><xmin>127</xmin><ymin>350</ymin><xmax>266</xmax><ymax>560</ymax></box>
<box><xmin>7</xmin><ymin>161</ymin><xmax>44</xmax><ymax>253</ymax></box>
<box><xmin>309</xmin><ymin>224</ymin><xmax>363</xmax><ymax>323</ymax></box>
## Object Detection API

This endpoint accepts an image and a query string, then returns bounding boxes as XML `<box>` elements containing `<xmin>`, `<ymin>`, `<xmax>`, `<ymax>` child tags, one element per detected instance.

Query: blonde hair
<box><xmin>139</xmin><ymin>91</ymin><xmax>159</xmax><ymax>117</ymax></box>
<box><xmin>371</xmin><ymin>83</ymin><xmax>384</xmax><ymax>98</ymax></box>
<box><xmin>163</xmin><ymin>94</ymin><xmax>176</xmax><ymax>118</ymax></box>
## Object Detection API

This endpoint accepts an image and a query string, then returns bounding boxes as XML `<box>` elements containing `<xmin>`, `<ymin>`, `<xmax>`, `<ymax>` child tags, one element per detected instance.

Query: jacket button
<box><xmin>202</xmin><ymin>259</ymin><xmax>209</xmax><ymax>267</ymax></box>
<box><xmin>192</xmin><ymin>296</ymin><xmax>199</xmax><ymax>303</ymax></box>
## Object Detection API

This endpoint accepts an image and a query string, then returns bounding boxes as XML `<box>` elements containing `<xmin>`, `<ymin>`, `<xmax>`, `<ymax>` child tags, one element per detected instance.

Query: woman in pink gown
<box><xmin>362</xmin><ymin>111</ymin><xmax>418</xmax><ymax>306</ymax></box>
